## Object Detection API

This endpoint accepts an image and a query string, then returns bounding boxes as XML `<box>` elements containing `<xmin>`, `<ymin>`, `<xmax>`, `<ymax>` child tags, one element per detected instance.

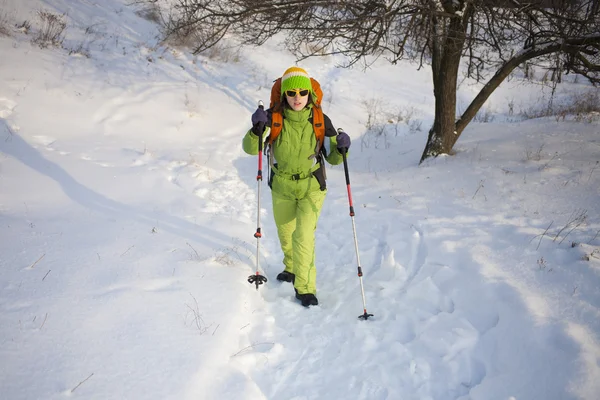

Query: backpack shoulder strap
<box><xmin>312</xmin><ymin>105</ymin><xmax>325</xmax><ymax>146</ymax></box>
<box><xmin>309</xmin><ymin>77</ymin><xmax>325</xmax><ymax>145</ymax></box>
<box><xmin>269</xmin><ymin>110</ymin><xmax>283</xmax><ymax>145</ymax></box>
<box><xmin>269</xmin><ymin>78</ymin><xmax>284</xmax><ymax>145</ymax></box>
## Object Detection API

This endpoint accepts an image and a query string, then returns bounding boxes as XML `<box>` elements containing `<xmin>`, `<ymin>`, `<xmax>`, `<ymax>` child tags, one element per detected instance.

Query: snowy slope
<box><xmin>1</xmin><ymin>1</ymin><xmax>599</xmax><ymax>399</ymax></box>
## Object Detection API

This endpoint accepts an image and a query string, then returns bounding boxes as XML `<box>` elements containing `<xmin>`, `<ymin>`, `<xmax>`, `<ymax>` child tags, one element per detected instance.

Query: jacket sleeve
<box><xmin>242</xmin><ymin>127</ymin><xmax>270</xmax><ymax>155</ymax></box>
<box><xmin>322</xmin><ymin>114</ymin><xmax>345</xmax><ymax>166</ymax></box>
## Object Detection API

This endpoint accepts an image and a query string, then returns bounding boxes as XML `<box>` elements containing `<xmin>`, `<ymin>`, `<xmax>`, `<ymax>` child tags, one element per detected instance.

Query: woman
<box><xmin>242</xmin><ymin>66</ymin><xmax>351</xmax><ymax>307</ymax></box>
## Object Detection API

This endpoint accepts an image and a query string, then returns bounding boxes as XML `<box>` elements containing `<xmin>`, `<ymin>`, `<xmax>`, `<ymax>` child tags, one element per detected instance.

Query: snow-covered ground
<box><xmin>1</xmin><ymin>1</ymin><xmax>599</xmax><ymax>399</ymax></box>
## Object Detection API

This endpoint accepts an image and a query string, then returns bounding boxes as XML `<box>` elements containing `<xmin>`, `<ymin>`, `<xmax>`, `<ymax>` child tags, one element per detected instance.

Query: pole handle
<box><xmin>257</xmin><ymin>100</ymin><xmax>265</xmax><ymax>152</ymax></box>
<box><xmin>338</xmin><ymin>128</ymin><xmax>351</xmax><ymax>185</ymax></box>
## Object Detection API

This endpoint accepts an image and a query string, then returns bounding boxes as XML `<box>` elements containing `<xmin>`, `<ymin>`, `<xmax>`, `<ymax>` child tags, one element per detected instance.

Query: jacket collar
<box><xmin>283</xmin><ymin>106</ymin><xmax>312</xmax><ymax>122</ymax></box>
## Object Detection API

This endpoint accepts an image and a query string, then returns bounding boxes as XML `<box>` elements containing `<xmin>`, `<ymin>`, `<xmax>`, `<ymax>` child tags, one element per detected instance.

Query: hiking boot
<box><xmin>295</xmin><ymin>291</ymin><xmax>319</xmax><ymax>307</ymax></box>
<box><xmin>276</xmin><ymin>270</ymin><xmax>295</xmax><ymax>283</ymax></box>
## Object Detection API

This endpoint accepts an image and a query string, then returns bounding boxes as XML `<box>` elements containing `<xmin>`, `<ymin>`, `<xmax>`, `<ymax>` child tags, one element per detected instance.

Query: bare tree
<box><xmin>156</xmin><ymin>0</ymin><xmax>599</xmax><ymax>163</ymax></box>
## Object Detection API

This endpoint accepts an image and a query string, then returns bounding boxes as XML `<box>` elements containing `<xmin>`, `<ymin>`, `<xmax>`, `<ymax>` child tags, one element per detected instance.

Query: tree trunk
<box><xmin>419</xmin><ymin>14</ymin><xmax>466</xmax><ymax>164</ymax></box>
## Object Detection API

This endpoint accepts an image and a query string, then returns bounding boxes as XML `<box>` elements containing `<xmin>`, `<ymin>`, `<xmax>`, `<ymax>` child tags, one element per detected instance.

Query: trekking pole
<box><xmin>338</xmin><ymin>128</ymin><xmax>373</xmax><ymax>320</ymax></box>
<box><xmin>247</xmin><ymin>101</ymin><xmax>268</xmax><ymax>290</ymax></box>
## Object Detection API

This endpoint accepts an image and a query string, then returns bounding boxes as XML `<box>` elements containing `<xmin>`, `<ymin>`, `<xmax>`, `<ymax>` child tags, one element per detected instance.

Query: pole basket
<box><xmin>358</xmin><ymin>311</ymin><xmax>374</xmax><ymax>320</ymax></box>
<box><xmin>248</xmin><ymin>273</ymin><xmax>267</xmax><ymax>290</ymax></box>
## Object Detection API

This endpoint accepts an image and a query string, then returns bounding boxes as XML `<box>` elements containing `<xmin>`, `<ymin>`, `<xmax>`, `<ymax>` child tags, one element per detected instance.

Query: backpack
<box><xmin>268</xmin><ymin>77</ymin><xmax>326</xmax><ymax>146</ymax></box>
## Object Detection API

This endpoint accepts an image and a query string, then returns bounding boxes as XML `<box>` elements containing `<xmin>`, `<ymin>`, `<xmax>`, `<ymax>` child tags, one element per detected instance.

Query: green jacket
<box><xmin>242</xmin><ymin>107</ymin><xmax>345</xmax><ymax>180</ymax></box>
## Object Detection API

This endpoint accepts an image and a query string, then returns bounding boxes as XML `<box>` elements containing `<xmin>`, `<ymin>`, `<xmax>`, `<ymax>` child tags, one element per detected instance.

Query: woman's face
<box><xmin>285</xmin><ymin>89</ymin><xmax>309</xmax><ymax>111</ymax></box>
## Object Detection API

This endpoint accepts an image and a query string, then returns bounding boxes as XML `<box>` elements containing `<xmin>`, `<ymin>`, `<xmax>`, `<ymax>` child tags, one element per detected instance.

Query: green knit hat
<box><xmin>281</xmin><ymin>66</ymin><xmax>312</xmax><ymax>96</ymax></box>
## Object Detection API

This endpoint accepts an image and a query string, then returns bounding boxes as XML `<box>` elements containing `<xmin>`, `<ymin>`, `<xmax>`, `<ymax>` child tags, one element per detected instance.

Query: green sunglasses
<box><xmin>285</xmin><ymin>89</ymin><xmax>310</xmax><ymax>97</ymax></box>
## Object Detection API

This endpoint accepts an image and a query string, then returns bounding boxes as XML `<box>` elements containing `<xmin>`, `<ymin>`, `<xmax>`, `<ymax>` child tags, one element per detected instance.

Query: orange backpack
<box><xmin>268</xmin><ymin>77</ymin><xmax>326</xmax><ymax>146</ymax></box>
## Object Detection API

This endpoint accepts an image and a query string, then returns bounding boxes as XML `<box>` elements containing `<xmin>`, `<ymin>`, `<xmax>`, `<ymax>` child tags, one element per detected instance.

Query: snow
<box><xmin>1</xmin><ymin>0</ymin><xmax>600</xmax><ymax>399</ymax></box>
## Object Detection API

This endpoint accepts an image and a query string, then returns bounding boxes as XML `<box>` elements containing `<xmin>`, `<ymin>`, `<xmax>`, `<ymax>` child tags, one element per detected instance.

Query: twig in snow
<box><xmin>587</xmin><ymin>161</ymin><xmax>599</xmax><ymax>182</ymax></box>
<box><xmin>537</xmin><ymin>257</ymin><xmax>548</xmax><ymax>270</ymax></box>
<box><xmin>530</xmin><ymin>221</ymin><xmax>553</xmax><ymax>250</ymax></box>
<box><xmin>231</xmin><ymin>342</ymin><xmax>274</xmax><ymax>357</ymax></box>
<box><xmin>553</xmin><ymin>209</ymin><xmax>587</xmax><ymax>243</ymax></box>
<box><xmin>185</xmin><ymin>293</ymin><xmax>208</xmax><ymax>335</ymax></box>
<box><xmin>39</xmin><ymin>313</ymin><xmax>48</xmax><ymax>330</ymax></box>
<box><xmin>587</xmin><ymin>229</ymin><xmax>600</xmax><ymax>244</ymax></box>
<box><xmin>212</xmin><ymin>324</ymin><xmax>220</xmax><ymax>336</ymax></box>
<box><xmin>42</xmin><ymin>270</ymin><xmax>51</xmax><ymax>281</ymax></box>
<box><xmin>28</xmin><ymin>254</ymin><xmax>45</xmax><ymax>269</ymax></box>
<box><xmin>186</xmin><ymin>242</ymin><xmax>200</xmax><ymax>260</ymax></box>
<box><xmin>559</xmin><ymin>224</ymin><xmax>586</xmax><ymax>245</ymax></box>
<box><xmin>472</xmin><ymin>180</ymin><xmax>485</xmax><ymax>200</ymax></box>
<box><xmin>538</xmin><ymin>151</ymin><xmax>560</xmax><ymax>171</ymax></box>
<box><xmin>120</xmin><ymin>245</ymin><xmax>134</xmax><ymax>257</ymax></box>
<box><xmin>70</xmin><ymin>373</ymin><xmax>94</xmax><ymax>393</ymax></box>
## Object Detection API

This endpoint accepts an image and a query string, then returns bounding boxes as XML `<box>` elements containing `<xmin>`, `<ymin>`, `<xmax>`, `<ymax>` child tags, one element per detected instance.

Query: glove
<box><xmin>336</xmin><ymin>131</ymin><xmax>351</xmax><ymax>151</ymax></box>
<box><xmin>251</xmin><ymin>107</ymin><xmax>268</xmax><ymax>135</ymax></box>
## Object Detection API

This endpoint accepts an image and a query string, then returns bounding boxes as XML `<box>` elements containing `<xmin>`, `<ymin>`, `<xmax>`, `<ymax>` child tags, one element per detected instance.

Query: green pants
<box><xmin>271</xmin><ymin>174</ymin><xmax>326</xmax><ymax>295</ymax></box>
